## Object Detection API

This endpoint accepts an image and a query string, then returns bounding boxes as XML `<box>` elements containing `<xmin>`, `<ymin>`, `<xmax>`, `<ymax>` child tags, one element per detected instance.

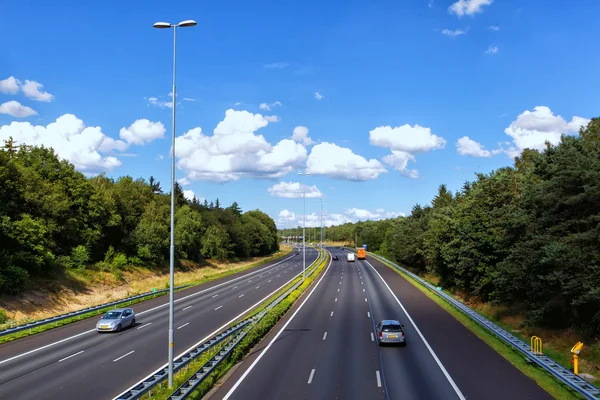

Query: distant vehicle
<box><xmin>357</xmin><ymin>248</ymin><xmax>366</xmax><ymax>260</ymax></box>
<box><xmin>96</xmin><ymin>308</ymin><xmax>136</xmax><ymax>332</ymax></box>
<box><xmin>347</xmin><ymin>253</ymin><xmax>355</xmax><ymax>262</ymax></box>
<box><xmin>333</xmin><ymin>255</ymin><xmax>339</xmax><ymax>260</ymax></box>
<box><xmin>376</xmin><ymin>319</ymin><xmax>406</xmax><ymax>346</ymax></box>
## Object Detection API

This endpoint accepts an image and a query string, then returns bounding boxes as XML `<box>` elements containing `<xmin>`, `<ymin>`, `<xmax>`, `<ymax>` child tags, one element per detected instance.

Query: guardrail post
<box><xmin>530</xmin><ymin>336</ymin><xmax>543</xmax><ymax>355</ymax></box>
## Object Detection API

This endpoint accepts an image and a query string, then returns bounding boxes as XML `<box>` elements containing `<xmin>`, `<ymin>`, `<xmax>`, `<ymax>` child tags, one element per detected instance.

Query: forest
<box><xmin>0</xmin><ymin>140</ymin><xmax>280</xmax><ymax>296</ymax></box>
<box><xmin>285</xmin><ymin>118</ymin><xmax>600</xmax><ymax>333</ymax></box>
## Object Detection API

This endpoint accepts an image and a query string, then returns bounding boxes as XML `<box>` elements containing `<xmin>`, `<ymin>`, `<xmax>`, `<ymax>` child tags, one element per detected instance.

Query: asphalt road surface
<box><xmin>212</xmin><ymin>248</ymin><xmax>552</xmax><ymax>400</ymax></box>
<box><xmin>0</xmin><ymin>247</ymin><xmax>319</xmax><ymax>400</ymax></box>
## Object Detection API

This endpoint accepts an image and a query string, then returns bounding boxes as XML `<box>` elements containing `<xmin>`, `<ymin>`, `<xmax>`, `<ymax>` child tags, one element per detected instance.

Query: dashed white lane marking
<box><xmin>113</xmin><ymin>350</ymin><xmax>135</xmax><ymax>362</ymax></box>
<box><xmin>183</xmin><ymin>305</ymin><xmax>193</xmax><ymax>310</ymax></box>
<box><xmin>238</xmin><ymin>294</ymin><xmax>245</xmax><ymax>298</ymax></box>
<box><xmin>177</xmin><ymin>322</ymin><xmax>190</xmax><ymax>329</ymax></box>
<box><xmin>307</xmin><ymin>369</ymin><xmax>316</xmax><ymax>384</ymax></box>
<box><xmin>376</xmin><ymin>371</ymin><xmax>382</xmax><ymax>387</ymax></box>
<box><xmin>137</xmin><ymin>323</ymin><xmax>152</xmax><ymax>330</ymax></box>
<box><xmin>371</xmin><ymin>332</ymin><xmax>375</xmax><ymax>342</ymax></box>
<box><xmin>58</xmin><ymin>351</ymin><xmax>84</xmax><ymax>362</ymax></box>
<box><xmin>323</xmin><ymin>332</ymin><xmax>327</xmax><ymax>340</ymax></box>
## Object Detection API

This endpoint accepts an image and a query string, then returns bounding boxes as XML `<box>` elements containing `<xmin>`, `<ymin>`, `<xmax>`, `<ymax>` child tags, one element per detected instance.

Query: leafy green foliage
<box><xmin>294</xmin><ymin>119</ymin><xmax>600</xmax><ymax>333</ymax></box>
<box><xmin>0</xmin><ymin>142</ymin><xmax>280</xmax><ymax>295</ymax></box>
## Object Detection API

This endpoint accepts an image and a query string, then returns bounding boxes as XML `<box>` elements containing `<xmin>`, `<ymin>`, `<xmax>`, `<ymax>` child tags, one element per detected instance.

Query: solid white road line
<box><xmin>221</xmin><ymin>251</ymin><xmax>332</xmax><ymax>400</ymax></box>
<box><xmin>214</xmin><ymin>306</ymin><xmax>223</xmax><ymax>311</ymax></box>
<box><xmin>113</xmin><ymin>350</ymin><xmax>135</xmax><ymax>362</ymax></box>
<box><xmin>376</xmin><ymin>371</ymin><xmax>382</xmax><ymax>387</ymax></box>
<box><xmin>307</xmin><ymin>369</ymin><xmax>316</xmax><ymax>384</ymax></box>
<box><xmin>323</xmin><ymin>332</ymin><xmax>327</xmax><ymax>340</ymax></box>
<box><xmin>137</xmin><ymin>322</ymin><xmax>152</xmax><ymax>330</ymax></box>
<box><xmin>177</xmin><ymin>322</ymin><xmax>190</xmax><ymax>329</ymax></box>
<box><xmin>212</xmin><ymin>294</ymin><xmax>219</xmax><ymax>298</ymax></box>
<box><xmin>371</xmin><ymin>332</ymin><xmax>374</xmax><ymax>342</ymax></box>
<box><xmin>58</xmin><ymin>350</ymin><xmax>84</xmax><ymax>362</ymax></box>
<box><xmin>365</xmin><ymin>260</ymin><xmax>466</xmax><ymax>400</ymax></box>
<box><xmin>183</xmin><ymin>305</ymin><xmax>193</xmax><ymax>311</ymax></box>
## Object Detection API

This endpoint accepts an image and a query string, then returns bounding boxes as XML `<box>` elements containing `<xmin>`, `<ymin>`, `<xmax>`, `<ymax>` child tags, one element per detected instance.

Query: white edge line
<box><xmin>113</xmin><ymin>251</ymin><xmax>324</xmax><ymax>400</ymax></box>
<box><xmin>221</xmin><ymin>251</ymin><xmax>332</xmax><ymax>400</ymax></box>
<box><xmin>0</xmin><ymin>252</ymin><xmax>298</xmax><ymax>366</ymax></box>
<box><xmin>365</xmin><ymin>260</ymin><xmax>466</xmax><ymax>400</ymax></box>
<box><xmin>58</xmin><ymin>350</ymin><xmax>84</xmax><ymax>362</ymax></box>
<box><xmin>113</xmin><ymin>350</ymin><xmax>135</xmax><ymax>362</ymax></box>
<box><xmin>307</xmin><ymin>368</ymin><xmax>316</xmax><ymax>384</ymax></box>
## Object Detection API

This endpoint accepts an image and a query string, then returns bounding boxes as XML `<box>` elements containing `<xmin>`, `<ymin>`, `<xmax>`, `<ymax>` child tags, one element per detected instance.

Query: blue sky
<box><xmin>1</xmin><ymin>0</ymin><xmax>599</xmax><ymax>228</ymax></box>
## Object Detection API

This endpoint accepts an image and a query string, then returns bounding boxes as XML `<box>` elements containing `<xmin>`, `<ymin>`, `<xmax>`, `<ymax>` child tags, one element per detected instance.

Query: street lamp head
<box><xmin>178</xmin><ymin>19</ymin><xmax>197</xmax><ymax>27</ymax></box>
<box><xmin>153</xmin><ymin>22</ymin><xmax>172</xmax><ymax>29</ymax></box>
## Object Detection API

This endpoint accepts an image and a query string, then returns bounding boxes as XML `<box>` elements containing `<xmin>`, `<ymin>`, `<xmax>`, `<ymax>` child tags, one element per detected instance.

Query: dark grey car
<box><xmin>96</xmin><ymin>308</ymin><xmax>136</xmax><ymax>332</ymax></box>
<box><xmin>376</xmin><ymin>319</ymin><xmax>406</xmax><ymax>346</ymax></box>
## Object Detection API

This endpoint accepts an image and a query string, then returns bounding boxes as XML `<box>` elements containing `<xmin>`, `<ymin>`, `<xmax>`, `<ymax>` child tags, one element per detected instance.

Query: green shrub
<box><xmin>111</xmin><ymin>253</ymin><xmax>128</xmax><ymax>269</ymax></box>
<box><xmin>0</xmin><ymin>308</ymin><xmax>8</xmax><ymax>324</ymax></box>
<box><xmin>0</xmin><ymin>265</ymin><xmax>29</xmax><ymax>295</ymax></box>
<box><xmin>70</xmin><ymin>245</ymin><xmax>90</xmax><ymax>269</ymax></box>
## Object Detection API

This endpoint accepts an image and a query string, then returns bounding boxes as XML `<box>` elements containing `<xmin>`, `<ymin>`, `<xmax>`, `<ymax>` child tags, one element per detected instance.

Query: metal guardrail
<box><xmin>167</xmin><ymin>250</ymin><xmax>327</xmax><ymax>400</ymax></box>
<box><xmin>346</xmin><ymin>247</ymin><xmax>600</xmax><ymax>400</ymax></box>
<box><xmin>116</xmin><ymin>250</ymin><xmax>327</xmax><ymax>400</ymax></box>
<box><xmin>0</xmin><ymin>285</ymin><xmax>190</xmax><ymax>338</ymax></box>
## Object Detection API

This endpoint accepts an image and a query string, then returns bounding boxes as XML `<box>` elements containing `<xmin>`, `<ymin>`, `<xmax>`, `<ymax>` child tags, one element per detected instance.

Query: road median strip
<box><xmin>126</xmin><ymin>249</ymin><xmax>330</xmax><ymax>400</ymax></box>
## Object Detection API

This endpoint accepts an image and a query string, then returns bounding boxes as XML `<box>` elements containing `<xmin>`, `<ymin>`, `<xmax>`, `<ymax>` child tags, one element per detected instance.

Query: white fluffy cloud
<box><xmin>489</xmin><ymin>25</ymin><xmax>500</xmax><ymax>31</ymax></box>
<box><xmin>0</xmin><ymin>101</ymin><xmax>37</xmax><ymax>118</ymax></box>
<box><xmin>259</xmin><ymin>101</ymin><xmax>282</xmax><ymax>111</ymax></box>
<box><xmin>485</xmin><ymin>45</ymin><xmax>499</xmax><ymax>54</ymax></box>
<box><xmin>314</xmin><ymin>92</ymin><xmax>324</xmax><ymax>100</ymax></box>
<box><xmin>0</xmin><ymin>114</ymin><xmax>166</xmax><ymax>173</ymax></box>
<box><xmin>119</xmin><ymin>119</ymin><xmax>166</xmax><ymax>145</ymax></box>
<box><xmin>174</xmin><ymin>109</ymin><xmax>307</xmax><ymax>183</ymax></box>
<box><xmin>0</xmin><ymin>76</ymin><xmax>21</xmax><ymax>94</ymax></box>
<box><xmin>0</xmin><ymin>76</ymin><xmax>54</xmax><ymax>101</ymax></box>
<box><xmin>268</xmin><ymin>181</ymin><xmax>322</xmax><ymax>198</ymax></box>
<box><xmin>147</xmin><ymin>97</ymin><xmax>173</xmax><ymax>109</ymax></box>
<box><xmin>21</xmin><ymin>80</ymin><xmax>54</xmax><ymax>102</ymax></box>
<box><xmin>449</xmin><ymin>0</ymin><xmax>493</xmax><ymax>16</ymax></box>
<box><xmin>306</xmin><ymin>142</ymin><xmax>387</xmax><ymax>181</ymax></box>
<box><xmin>442</xmin><ymin>29</ymin><xmax>466</xmax><ymax>37</ymax></box>
<box><xmin>276</xmin><ymin>207</ymin><xmax>405</xmax><ymax>228</ymax></box>
<box><xmin>369</xmin><ymin>123</ymin><xmax>445</xmax><ymax>178</ymax></box>
<box><xmin>292</xmin><ymin>126</ymin><xmax>314</xmax><ymax>146</ymax></box>
<box><xmin>503</xmin><ymin>106</ymin><xmax>590</xmax><ymax>157</ymax></box>
<box><xmin>456</xmin><ymin>136</ymin><xmax>492</xmax><ymax>157</ymax></box>
<box><xmin>382</xmin><ymin>150</ymin><xmax>419</xmax><ymax>178</ymax></box>
<box><xmin>265</xmin><ymin>115</ymin><xmax>280</xmax><ymax>122</ymax></box>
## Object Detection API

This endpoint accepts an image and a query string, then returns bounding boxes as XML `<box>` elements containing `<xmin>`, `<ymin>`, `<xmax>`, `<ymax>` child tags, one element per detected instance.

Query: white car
<box><xmin>347</xmin><ymin>253</ymin><xmax>355</xmax><ymax>262</ymax></box>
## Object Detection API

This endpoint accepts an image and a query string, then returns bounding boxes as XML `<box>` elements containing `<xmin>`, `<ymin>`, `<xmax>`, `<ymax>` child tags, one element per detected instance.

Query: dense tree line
<box><xmin>322</xmin><ymin>119</ymin><xmax>600</xmax><ymax>333</ymax></box>
<box><xmin>0</xmin><ymin>140</ymin><xmax>279</xmax><ymax>295</ymax></box>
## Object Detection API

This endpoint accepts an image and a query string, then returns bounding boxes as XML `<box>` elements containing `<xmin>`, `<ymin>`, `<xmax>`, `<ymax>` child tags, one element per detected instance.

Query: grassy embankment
<box><xmin>0</xmin><ymin>244</ymin><xmax>293</xmax><ymax>343</ymax></box>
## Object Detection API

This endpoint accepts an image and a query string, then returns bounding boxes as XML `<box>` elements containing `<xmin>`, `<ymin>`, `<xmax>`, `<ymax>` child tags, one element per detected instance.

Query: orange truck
<box><xmin>357</xmin><ymin>248</ymin><xmax>366</xmax><ymax>260</ymax></box>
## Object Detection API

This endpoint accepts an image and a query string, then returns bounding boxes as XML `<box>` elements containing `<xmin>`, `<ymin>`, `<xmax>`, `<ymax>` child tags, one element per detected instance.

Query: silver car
<box><xmin>376</xmin><ymin>319</ymin><xmax>406</xmax><ymax>346</ymax></box>
<box><xmin>96</xmin><ymin>308</ymin><xmax>136</xmax><ymax>332</ymax></box>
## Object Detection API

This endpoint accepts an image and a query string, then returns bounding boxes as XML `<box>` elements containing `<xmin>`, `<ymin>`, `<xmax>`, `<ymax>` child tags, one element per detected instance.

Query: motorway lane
<box><xmin>213</xmin><ymin>248</ymin><xmax>386</xmax><ymax>400</ymax></box>
<box><xmin>358</xmin><ymin>259</ymin><xmax>462</xmax><ymax>400</ymax></box>
<box><xmin>0</xmin><ymin>248</ymin><xmax>320</xmax><ymax>400</ymax></box>
<box><xmin>359</xmin><ymin>256</ymin><xmax>553</xmax><ymax>400</ymax></box>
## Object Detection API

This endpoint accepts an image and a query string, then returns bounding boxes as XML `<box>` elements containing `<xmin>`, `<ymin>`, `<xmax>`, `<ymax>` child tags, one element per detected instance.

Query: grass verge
<box><xmin>0</xmin><ymin>246</ymin><xmax>293</xmax><ymax>345</ymax></box>
<box><xmin>143</xmin><ymin>249</ymin><xmax>330</xmax><ymax>400</ymax></box>
<box><xmin>375</xmin><ymin>255</ymin><xmax>586</xmax><ymax>400</ymax></box>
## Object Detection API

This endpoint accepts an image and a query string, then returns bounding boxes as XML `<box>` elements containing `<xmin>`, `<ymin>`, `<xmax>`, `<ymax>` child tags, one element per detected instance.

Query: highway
<box><xmin>0</xmin><ymin>247</ymin><xmax>320</xmax><ymax>400</ymax></box>
<box><xmin>212</xmin><ymin>248</ymin><xmax>553</xmax><ymax>400</ymax></box>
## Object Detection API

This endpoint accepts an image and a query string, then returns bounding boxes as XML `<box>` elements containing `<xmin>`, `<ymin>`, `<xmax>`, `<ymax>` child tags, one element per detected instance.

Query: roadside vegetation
<box><xmin>0</xmin><ymin>140</ymin><xmax>281</xmax><ymax>322</ymax></box>
<box><xmin>283</xmin><ymin>118</ymin><xmax>600</xmax><ymax>381</ymax></box>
